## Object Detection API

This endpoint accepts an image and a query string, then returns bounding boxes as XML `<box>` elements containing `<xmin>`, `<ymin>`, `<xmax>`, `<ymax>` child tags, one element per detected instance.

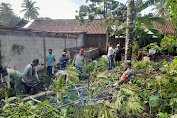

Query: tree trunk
<box><xmin>105</xmin><ymin>27</ymin><xmax>109</xmax><ymax>53</ymax></box>
<box><xmin>125</xmin><ymin>0</ymin><xmax>134</xmax><ymax>61</ymax></box>
<box><xmin>22</xmin><ymin>91</ymin><xmax>55</xmax><ymax>102</ymax></box>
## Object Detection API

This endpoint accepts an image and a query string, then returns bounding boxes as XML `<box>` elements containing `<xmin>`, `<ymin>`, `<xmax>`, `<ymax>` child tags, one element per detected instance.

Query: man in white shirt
<box><xmin>148</xmin><ymin>49</ymin><xmax>156</xmax><ymax>60</ymax></box>
<box><xmin>107</xmin><ymin>42</ymin><xmax>114</xmax><ymax>70</ymax></box>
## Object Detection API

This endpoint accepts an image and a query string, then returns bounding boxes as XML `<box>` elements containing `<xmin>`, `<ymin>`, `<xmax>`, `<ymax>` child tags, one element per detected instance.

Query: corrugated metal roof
<box><xmin>0</xmin><ymin>25</ymin><xmax>81</xmax><ymax>38</ymax></box>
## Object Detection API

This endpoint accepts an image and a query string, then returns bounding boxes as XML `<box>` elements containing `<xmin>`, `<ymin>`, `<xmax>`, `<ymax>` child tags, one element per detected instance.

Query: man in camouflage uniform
<box><xmin>114</xmin><ymin>60</ymin><xmax>136</xmax><ymax>86</ymax></box>
<box><xmin>0</xmin><ymin>66</ymin><xmax>23</xmax><ymax>94</ymax></box>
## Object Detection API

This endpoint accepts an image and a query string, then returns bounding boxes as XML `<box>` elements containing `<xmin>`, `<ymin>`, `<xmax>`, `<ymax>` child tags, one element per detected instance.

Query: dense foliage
<box><xmin>1</xmin><ymin>55</ymin><xmax>177</xmax><ymax>118</ymax></box>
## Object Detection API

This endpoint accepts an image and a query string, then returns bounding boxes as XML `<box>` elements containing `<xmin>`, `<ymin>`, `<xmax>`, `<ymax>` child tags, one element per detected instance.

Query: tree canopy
<box><xmin>0</xmin><ymin>2</ymin><xmax>20</xmax><ymax>26</ymax></box>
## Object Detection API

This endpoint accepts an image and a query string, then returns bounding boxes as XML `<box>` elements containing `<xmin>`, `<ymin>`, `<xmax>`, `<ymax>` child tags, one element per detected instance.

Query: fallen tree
<box><xmin>22</xmin><ymin>91</ymin><xmax>55</xmax><ymax>102</ymax></box>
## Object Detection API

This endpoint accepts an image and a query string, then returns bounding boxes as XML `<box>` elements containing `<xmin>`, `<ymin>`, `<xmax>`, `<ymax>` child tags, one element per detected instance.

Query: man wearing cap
<box><xmin>45</xmin><ymin>49</ymin><xmax>56</xmax><ymax>75</ymax></box>
<box><xmin>72</xmin><ymin>49</ymin><xmax>86</xmax><ymax>78</ymax></box>
<box><xmin>22</xmin><ymin>59</ymin><xmax>40</xmax><ymax>94</ymax></box>
<box><xmin>107</xmin><ymin>42</ymin><xmax>114</xmax><ymax>70</ymax></box>
<box><xmin>0</xmin><ymin>66</ymin><xmax>22</xmax><ymax>91</ymax></box>
<box><xmin>114</xmin><ymin>60</ymin><xmax>136</xmax><ymax>86</ymax></box>
<box><xmin>60</xmin><ymin>51</ymin><xmax>71</xmax><ymax>70</ymax></box>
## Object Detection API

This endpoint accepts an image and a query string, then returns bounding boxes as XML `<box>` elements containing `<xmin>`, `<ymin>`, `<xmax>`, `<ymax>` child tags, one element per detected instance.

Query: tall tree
<box><xmin>152</xmin><ymin>0</ymin><xmax>169</xmax><ymax>17</ymax></box>
<box><xmin>21</xmin><ymin>0</ymin><xmax>40</xmax><ymax>21</ymax></box>
<box><xmin>0</xmin><ymin>2</ymin><xmax>13</xmax><ymax>14</ymax></box>
<box><xmin>125</xmin><ymin>0</ymin><xmax>134</xmax><ymax>61</ymax></box>
<box><xmin>166</xmin><ymin>0</ymin><xmax>177</xmax><ymax>29</ymax></box>
<box><xmin>76</xmin><ymin>0</ymin><xmax>126</xmax><ymax>52</ymax></box>
<box><xmin>0</xmin><ymin>2</ymin><xmax>20</xmax><ymax>25</ymax></box>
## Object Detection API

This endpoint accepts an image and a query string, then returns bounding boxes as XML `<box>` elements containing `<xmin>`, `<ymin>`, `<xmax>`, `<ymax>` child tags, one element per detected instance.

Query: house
<box><xmin>28</xmin><ymin>19</ymin><xmax>123</xmax><ymax>54</ymax></box>
<box><xmin>0</xmin><ymin>25</ymin><xmax>85</xmax><ymax>71</ymax></box>
<box><xmin>28</xmin><ymin>19</ymin><xmax>176</xmax><ymax>54</ymax></box>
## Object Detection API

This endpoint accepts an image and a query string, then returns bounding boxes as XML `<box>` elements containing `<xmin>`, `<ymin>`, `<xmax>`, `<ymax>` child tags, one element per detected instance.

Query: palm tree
<box><xmin>125</xmin><ymin>0</ymin><xmax>135</xmax><ymax>61</ymax></box>
<box><xmin>152</xmin><ymin>0</ymin><xmax>169</xmax><ymax>17</ymax></box>
<box><xmin>21</xmin><ymin>0</ymin><xmax>40</xmax><ymax>21</ymax></box>
<box><xmin>0</xmin><ymin>2</ymin><xmax>13</xmax><ymax>14</ymax></box>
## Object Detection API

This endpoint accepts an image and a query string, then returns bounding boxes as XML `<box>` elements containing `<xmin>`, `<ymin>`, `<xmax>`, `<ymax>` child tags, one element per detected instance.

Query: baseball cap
<box><xmin>80</xmin><ymin>49</ymin><xmax>84</xmax><ymax>52</ymax></box>
<box><xmin>124</xmin><ymin>60</ymin><xmax>131</xmax><ymax>66</ymax></box>
<box><xmin>62</xmin><ymin>52</ymin><xmax>66</xmax><ymax>56</ymax></box>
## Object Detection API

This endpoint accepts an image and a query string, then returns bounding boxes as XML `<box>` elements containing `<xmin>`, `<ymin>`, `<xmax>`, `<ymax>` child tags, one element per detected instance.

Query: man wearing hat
<box><xmin>114</xmin><ymin>60</ymin><xmax>136</xmax><ymax>86</ymax></box>
<box><xmin>72</xmin><ymin>49</ymin><xmax>86</xmax><ymax>78</ymax></box>
<box><xmin>22</xmin><ymin>59</ymin><xmax>40</xmax><ymax>94</ymax></box>
<box><xmin>60</xmin><ymin>51</ymin><xmax>71</xmax><ymax>70</ymax></box>
<box><xmin>115</xmin><ymin>44</ymin><xmax>122</xmax><ymax>66</ymax></box>
<box><xmin>0</xmin><ymin>66</ymin><xmax>22</xmax><ymax>91</ymax></box>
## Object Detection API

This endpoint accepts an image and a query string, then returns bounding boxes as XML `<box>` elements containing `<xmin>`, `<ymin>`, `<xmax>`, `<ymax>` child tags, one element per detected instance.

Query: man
<box><xmin>147</xmin><ymin>49</ymin><xmax>156</xmax><ymax>61</ymax></box>
<box><xmin>60</xmin><ymin>51</ymin><xmax>71</xmax><ymax>70</ymax></box>
<box><xmin>72</xmin><ymin>49</ymin><xmax>86</xmax><ymax>78</ymax></box>
<box><xmin>115</xmin><ymin>44</ymin><xmax>122</xmax><ymax>66</ymax></box>
<box><xmin>114</xmin><ymin>60</ymin><xmax>136</xmax><ymax>86</ymax></box>
<box><xmin>0</xmin><ymin>66</ymin><xmax>22</xmax><ymax>90</ymax></box>
<box><xmin>107</xmin><ymin>42</ymin><xmax>114</xmax><ymax>70</ymax></box>
<box><xmin>45</xmin><ymin>49</ymin><xmax>56</xmax><ymax>75</ymax></box>
<box><xmin>22</xmin><ymin>59</ymin><xmax>40</xmax><ymax>94</ymax></box>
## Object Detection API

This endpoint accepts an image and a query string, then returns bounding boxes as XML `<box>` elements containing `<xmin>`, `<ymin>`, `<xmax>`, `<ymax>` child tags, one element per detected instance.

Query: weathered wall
<box><xmin>84</xmin><ymin>34</ymin><xmax>125</xmax><ymax>54</ymax></box>
<box><xmin>0</xmin><ymin>31</ymin><xmax>84</xmax><ymax>72</ymax></box>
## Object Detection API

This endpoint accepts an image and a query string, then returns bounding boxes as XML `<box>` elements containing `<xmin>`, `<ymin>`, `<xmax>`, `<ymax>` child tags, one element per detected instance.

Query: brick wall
<box><xmin>0</xmin><ymin>31</ymin><xmax>84</xmax><ymax>72</ymax></box>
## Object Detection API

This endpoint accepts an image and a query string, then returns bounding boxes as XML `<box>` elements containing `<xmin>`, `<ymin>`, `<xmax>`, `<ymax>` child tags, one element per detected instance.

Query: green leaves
<box><xmin>149</xmin><ymin>95</ymin><xmax>160</xmax><ymax>107</ymax></box>
<box><xmin>43</xmin><ymin>100</ymin><xmax>49</xmax><ymax>105</ymax></box>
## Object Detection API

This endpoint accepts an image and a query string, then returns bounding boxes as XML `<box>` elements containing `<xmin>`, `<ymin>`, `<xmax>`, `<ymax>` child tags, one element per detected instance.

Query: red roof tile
<box><xmin>152</xmin><ymin>20</ymin><xmax>176</xmax><ymax>34</ymax></box>
<box><xmin>28</xmin><ymin>19</ymin><xmax>106</xmax><ymax>34</ymax></box>
<box><xmin>29</xmin><ymin>19</ymin><xmax>176</xmax><ymax>35</ymax></box>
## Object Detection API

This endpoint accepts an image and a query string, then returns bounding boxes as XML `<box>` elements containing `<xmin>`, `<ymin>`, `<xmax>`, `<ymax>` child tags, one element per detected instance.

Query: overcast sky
<box><xmin>1</xmin><ymin>0</ymin><xmax>128</xmax><ymax>19</ymax></box>
<box><xmin>1</xmin><ymin>0</ymin><xmax>151</xmax><ymax>19</ymax></box>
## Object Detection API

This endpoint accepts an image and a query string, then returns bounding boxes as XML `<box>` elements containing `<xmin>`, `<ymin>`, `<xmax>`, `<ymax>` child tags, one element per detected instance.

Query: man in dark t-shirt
<box><xmin>60</xmin><ymin>51</ymin><xmax>70</xmax><ymax>70</ymax></box>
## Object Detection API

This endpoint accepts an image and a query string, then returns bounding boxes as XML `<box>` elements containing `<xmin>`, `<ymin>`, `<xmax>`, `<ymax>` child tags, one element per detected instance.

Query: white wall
<box><xmin>0</xmin><ymin>31</ymin><xmax>84</xmax><ymax>72</ymax></box>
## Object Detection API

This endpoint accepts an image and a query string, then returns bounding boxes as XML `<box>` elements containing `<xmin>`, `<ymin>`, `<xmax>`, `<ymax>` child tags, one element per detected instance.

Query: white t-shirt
<box><xmin>108</xmin><ymin>47</ymin><xmax>114</xmax><ymax>57</ymax></box>
<box><xmin>149</xmin><ymin>49</ymin><xmax>156</xmax><ymax>55</ymax></box>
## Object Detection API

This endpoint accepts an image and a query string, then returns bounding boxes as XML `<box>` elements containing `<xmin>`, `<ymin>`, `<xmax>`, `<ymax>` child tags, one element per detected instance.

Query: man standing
<box><xmin>45</xmin><ymin>49</ymin><xmax>56</xmax><ymax>75</ymax></box>
<box><xmin>60</xmin><ymin>51</ymin><xmax>71</xmax><ymax>70</ymax></box>
<box><xmin>115</xmin><ymin>44</ymin><xmax>122</xmax><ymax>66</ymax></box>
<box><xmin>72</xmin><ymin>49</ymin><xmax>86</xmax><ymax>78</ymax></box>
<box><xmin>22</xmin><ymin>59</ymin><xmax>40</xmax><ymax>94</ymax></box>
<box><xmin>0</xmin><ymin>66</ymin><xmax>22</xmax><ymax>93</ymax></box>
<box><xmin>107</xmin><ymin>42</ymin><xmax>114</xmax><ymax>70</ymax></box>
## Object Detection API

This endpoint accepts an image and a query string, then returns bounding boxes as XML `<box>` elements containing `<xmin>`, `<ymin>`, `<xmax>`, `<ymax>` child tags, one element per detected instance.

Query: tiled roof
<box><xmin>28</xmin><ymin>19</ymin><xmax>106</xmax><ymax>34</ymax></box>
<box><xmin>152</xmin><ymin>20</ymin><xmax>176</xmax><ymax>34</ymax></box>
<box><xmin>29</xmin><ymin>19</ymin><xmax>176</xmax><ymax>35</ymax></box>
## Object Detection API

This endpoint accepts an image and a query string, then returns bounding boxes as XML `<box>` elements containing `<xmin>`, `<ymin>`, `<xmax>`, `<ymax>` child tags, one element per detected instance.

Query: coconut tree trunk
<box><xmin>125</xmin><ymin>0</ymin><xmax>134</xmax><ymax>61</ymax></box>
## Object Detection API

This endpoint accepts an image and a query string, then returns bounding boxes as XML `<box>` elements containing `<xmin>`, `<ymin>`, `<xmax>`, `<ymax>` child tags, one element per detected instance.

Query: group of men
<box><xmin>0</xmin><ymin>59</ymin><xmax>40</xmax><ymax>94</ymax></box>
<box><xmin>107</xmin><ymin>42</ymin><xmax>136</xmax><ymax>85</ymax></box>
<box><xmin>107</xmin><ymin>42</ymin><xmax>123</xmax><ymax>70</ymax></box>
<box><xmin>0</xmin><ymin>48</ymin><xmax>86</xmax><ymax>95</ymax></box>
<box><xmin>0</xmin><ymin>45</ymin><xmax>136</xmax><ymax>95</ymax></box>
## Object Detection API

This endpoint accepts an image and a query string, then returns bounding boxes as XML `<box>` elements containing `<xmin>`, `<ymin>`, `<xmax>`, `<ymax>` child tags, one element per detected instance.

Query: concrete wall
<box><xmin>0</xmin><ymin>31</ymin><xmax>84</xmax><ymax>72</ymax></box>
